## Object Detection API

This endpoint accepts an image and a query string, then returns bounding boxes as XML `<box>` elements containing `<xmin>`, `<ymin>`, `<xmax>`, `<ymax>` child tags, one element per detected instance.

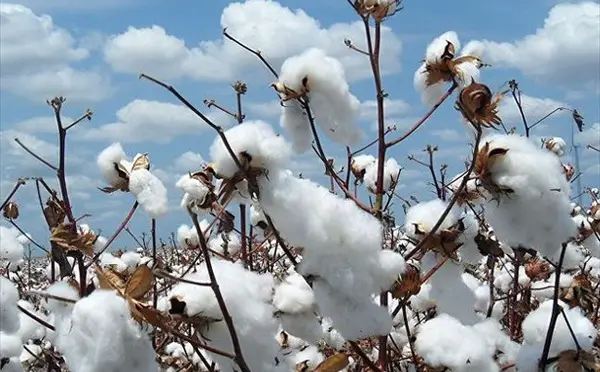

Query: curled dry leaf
<box><xmin>50</xmin><ymin>223</ymin><xmax>96</xmax><ymax>256</ymax></box>
<box><xmin>313</xmin><ymin>353</ymin><xmax>350</xmax><ymax>372</ymax></box>
<box><xmin>43</xmin><ymin>197</ymin><xmax>66</xmax><ymax>228</ymax></box>
<box><xmin>556</xmin><ymin>349</ymin><xmax>600</xmax><ymax>372</ymax></box>
<box><xmin>560</xmin><ymin>273</ymin><xmax>596</xmax><ymax>316</ymax></box>
<box><xmin>124</xmin><ymin>265</ymin><xmax>154</xmax><ymax>300</ymax></box>
<box><xmin>474</xmin><ymin>231</ymin><xmax>505</xmax><ymax>258</ymax></box>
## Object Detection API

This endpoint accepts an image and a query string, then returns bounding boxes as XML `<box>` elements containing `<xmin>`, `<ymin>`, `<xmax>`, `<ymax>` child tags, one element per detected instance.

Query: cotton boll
<box><xmin>480</xmin><ymin>134</ymin><xmax>577</xmax><ymax>257</ymax></box>
<box><xmin>0</xmin><ymin>332</ymin><xmax>22</xmax><ymax>365</ymax></box>
<box><xmin>279</xmin><ymin>312</ymin><xmax>323</xmax><ymax>344</ymax></box>
<box><xmin>287</xmin><ymin>345</ymin><xmax>324</xmax><ymax>371</ymax></box>
<box><xmin>428</xmin><ymin>260</ymin><xmax>479</xmax><ymax>325</ymax></box>
<box><xmin>55</xmin><ymin>290</ymin><xmax>157</xmax><ymax>372</ymax></box>
<box><xmin>98</xmin><ymin>253</ymin><xmax>128</xmax><ymax>273</ymax></box>
<box><xmin>0</xmin><ymin>225</ymin><xmax>25</xmax><ymax>264</ymax></box>
<box><xmin>0</xmin><ymin>276</ymin><xmax>20</xmax><ymax>333</ymax></box>
<box><xmin>312</xmin><ymin>281</ymin><xmax>393</xmax><ymax>340</ymax></box>
<box><xmin>209</xmin><ymin>120</ymin><xmax>291</xmax><ymax>178</ymax></box>
<box><xmin>558</xmin><ymin>242</ymin><xmax>585</xmax><ymax>269</ymax></box>
<box><xmin>363</xmin><ymin>158</ymin><xmax>401</xmax><ymax>193</ymax></box>
<box><xmin>461</xmin><ymin>40</ymin><xmax>485</xmax><ymax>60</ymax></box>
<box><xmin>414</xmin><ymin>63</ymin><xmax>446</xmax><ymax>106</ymax></box>
<box><xmin>544</xmin><ymin>137</ymin><xmax>567</xmax><ymax>157</ymax></box>
<box><xmin>120</xmin><ymin>251</ymin><xmax>142</xmax><ymax>269</ymax></box>
<box><xmin>273</xmin><ymin>273</ymin><xmax>315</xmax><ymax>314</ymax></box>
<box><xmin>404</xmin><ymin>199</ymin><xmax>460</xmax><ymax>239</ymax></box>
<box><xmin>425</xmin><ymin>31</ymin><xmax>461</xmax><ymax>64</ymax></box>
<box><xmin>97</xmin><ymin>142</ymin><xmax>127</xmax><ymax>186</ymax></box>
<box><xmin>410</xmin><ymin>283</ymin><xmax>435</xmax><ymax>312</ymax></box>
<box><xmin>249</xmin><ymin>203</ymin><xmax>267</xmax><ymax>227</ymax></box>
<box><xmin>166</xmin><ymin>259</ymin><xmax>285</xmax><ymax>372</ymax></box>
<box><xmin>129</xmin><ymin>168</ymin><xmax>168</xmax><ymax>218</ymax></box>
<box><xmin>176</xmin><ymin>223</ymin><xmax>203</xmax><ymax>248</ymax></box>
<box><xmin>277</xmin><ymin>48</ymin><xmax>362</xmax><ymax>148</ymax></box>
<box><xmin>521</xmin><ymin>300</ymin><xmax>596</xmax><ymax>357</ymax></box>
<box><xmin>42</xmin><ymin>282</ymin><xmax>79</xmax><ymax>319</ymax></box>
<box><xmin>415</xmin><ymin>314</ymin><xmax>499</xmax><ymax>372</ymax></box>
<box><xmin>16</xmin><ymin>300</ymin><xmax>46</xmax><ymax>342</ymax></box>
<box><xmin>208</xmin><ymin>232</ymin><xmax>241</xmax><ymax>256</ymax></box>
<box><xmin>20</xmin><ymin>344</ymin><xmax>42</xmax><ymax>365</ymax></box>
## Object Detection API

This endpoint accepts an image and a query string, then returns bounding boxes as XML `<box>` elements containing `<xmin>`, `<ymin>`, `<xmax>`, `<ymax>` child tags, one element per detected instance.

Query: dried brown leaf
<box><xmin>95</xmin><ymin>265</ymin><xmax>126</xmax><ymax>294</ymax></box>
<box><xmin>43</xmin><ymin>198</ymin><xmax>66</xmax><ymax>228</ymax></box>
<box><xmin>314</xmin><ymin>353</ymin><xmax>350</xmax><ymax>372</ymax></box>
<box><xmin>557</xmin><ymin>350</ymin><xmax>600</xmax><ymax>372</ymax></box>
<box><xmin>124</xmin><ymin>264</ymin><xmax>154</xmax><ymax>300</ymax></box>
<box><xmin>50</xmin><ymin>224</ymin><xmax>96</xmax><ymax>256</ymax></box>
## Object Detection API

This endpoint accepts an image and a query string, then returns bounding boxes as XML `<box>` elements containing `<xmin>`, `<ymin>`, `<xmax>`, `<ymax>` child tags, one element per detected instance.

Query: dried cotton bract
<box><xmin>414</xmin><ymin>31</ymin><xmax>484</xmax><ymax>106</ymax></box>
<box><xmin>455</xmin><ymin>81</ymin><xmax>504</xmax><ymax>128</ymax></box>
<box><xmin>275</xmin><ymin>48</ymin><xmax>362</xmax><ymax>152</ymax></box>
<box><xmin>474</xmin><ymin>134</ymin><xmax>577</xmax><ymax>258</ymax></box>
<box><xmin>543</xmin><ymin>136</ymin><xmax>567</xmax><ymax>157</ymax></box>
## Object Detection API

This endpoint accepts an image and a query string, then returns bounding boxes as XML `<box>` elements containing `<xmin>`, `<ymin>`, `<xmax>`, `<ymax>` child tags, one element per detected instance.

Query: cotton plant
<box><xmin>273</xmin><ymin>48</ymin><xmax>362</xmax><ymax>152</ymax></box>
<box><xmin>0</xmin><ymin>225</ymin><xmax>25</xmax><ymax>264</ymax></box>
<box><xmin>97</xmin><ymin>142</ymin><xmax>168</xmax><ymax>218</ymax></box>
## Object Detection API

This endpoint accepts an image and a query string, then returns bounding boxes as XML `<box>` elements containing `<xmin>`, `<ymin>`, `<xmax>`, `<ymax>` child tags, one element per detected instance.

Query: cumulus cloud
<box><xmin>103</xmin><ymin>0</ymin><xmax>402</xmax><ymax>83</ymax></box>
<box><xmin>79</xmin><ymin>99</ymin><xmax>235</xmax><ymax>143</ymax></box>
<box><xmin>0</xmin><ymin>4</ymin><xmax>112</xmax><ymax>102</ymax></box>
<box><xmin>575</xmin><ymin>122</ymin><xmax>600</xmax><ymax>148</ymax></box>
<box><xmin>475</xmin><ymin>2</ymin><xmax>600</xmax><ymax>86</ymax></box>
<box><xmin>498</xmin><ymin>94</ymin><xmax>568</xmax><ymax>127</ymax></box>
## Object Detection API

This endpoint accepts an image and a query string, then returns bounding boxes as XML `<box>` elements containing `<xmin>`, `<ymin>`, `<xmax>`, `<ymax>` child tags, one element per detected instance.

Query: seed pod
<box><xmin>2</xmin><ymin>201</ymin><xmax>19</xmax><ymax>220</ymax></box>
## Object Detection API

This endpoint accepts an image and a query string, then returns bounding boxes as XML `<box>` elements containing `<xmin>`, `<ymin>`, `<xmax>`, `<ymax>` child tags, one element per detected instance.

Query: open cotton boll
<box><xmin>42</xmin><ymin>282</ymin><xmax>79</xmax><ymax>318</ymax></box>
<box><xmin>98</xmin><ymin>253</ymin><xmax>128</xmax><ymax>273</ymax></box>
<box><xmin>0</xmin><ymin>276</ymin><xmax>20</xmax><ymax>333</ymax></box>
<box><xmin>521</xmin><ymin>300</ymin><xmax>596</xmax><ymax>357</ymax></box>
<box><xmin>20</xmin><ymin>344</ymin><xmax>42</xmax><ymax>365</ymax></box>
<box><xmin>17</xmin><ymin>300</ymin><xmax>47</xmax><ymax>342</ymax></box>
<box><xmin>461</xmin><ymin>40</ymin><xmax>485</xmax><ymax>60</ymax></box>
<box><xmin>425</xmin><ymin>31</ymin><xmax>461</xmax><ymax>63</ymax></box>
<box><xmin>166</xmin><ymin>259</ymin><xmax>285</xmax><ymax>372</ymax></box>
<box><xmin>285</xmin><ymin>345</ymin><xmax>324</xmax><ymax>371</ymax></box>
<box><xmin>128</xmin><ymin>168</ymin><xmax>168</xmax><ymax>218</ymax></box>
<box><xmin>277</xmin><ymin>48</ymin><xmax>362</xmax><ymax>148</ymax></box>
<box><xmin>544</xmin><ymin>137</ymin><xmax>567</xmax><ymax>157</ymax></box>
<box><xmin>363</xmin><ymin>158</ymin><xmax>401</xmax><ymax>193</ymax></box>
<box><xmin>0</xmin><ymin>332</ymin><xmax>22</xmax><ymax>369</ymax></box>
<box><xmin>97</xmin><ymin>142</ymin><xmax>127</xmax><ymax>186</ymax></box>
<box><xmin>273</xmin><ymin>272</ymin><xmax>315</xmax><ymax>314</ymax></box>
<box><xmin>175</xmin><ymin>174</ymin><xmax>211</xmax><ymax>213</ymax></box>
<box><xmin>414</xmin><ymin>63</ymin><xmax>446</xmax><ymax>107</ymax></box>
<box><xmin>176</xmin><ymin>224</ymin><xmax>201</xmax><ymax>248</ymax></box>
<box><xmin>0</xmin><ymin>225</ymin><xmax>25</xmax><ymax>264</ymax></box>
<box><xmin>428</xmin><ymin>259</ymin><xmax>479</xmax><ymax>325</ymax></box>
<box><xmin>404</xmin><ymin>199</ymin><xmax>460</xmax><ymax>238</ymax></box>
<box><xmin>55</xmin><ymin>290</ymin><xmax>157</xmax><ymax>372</ymax></box>
<box><xmin>279</xmin><ymin>312</ymin><xmax>324</xmax><ymax>344</ymax></box>
<box><xmin>249</xmin><ymin>203</ymin><xmax>267</xmax><ymax>227</ymax></box>
<box><xmin>481</xmin><ymin>134</ymin><xmax>576</xmax><ymax>257</ymax></box>
<box><xmin>208</xmin><ymin>232</ymin><xmax>241</xmax><ymax>256</ymax></box>
<box><xmin>313</xmin><ymin>281</ymin><xmax>393</xmax><ymax>340</ymax></box>
<box><xmin>280</xmin><ymin>99</ymin><xmax>313</xmax><ymax>153</ymax></box>
<box><xmin>210</xmin><ymin>120</ymin><xmax>291</xmax><ymax>178</ymax></box>
<box><xmin>415</xmin><ymin>314</ymin><xmax>499</xmax><ymax>372</ymax></box>
<box><xmin>120</xmin><ymin>251</ymin><xmax>142</xmax><ymax>269</ymax></box>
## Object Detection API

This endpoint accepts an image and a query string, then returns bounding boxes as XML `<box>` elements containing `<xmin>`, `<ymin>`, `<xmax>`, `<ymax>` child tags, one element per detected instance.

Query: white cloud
<box><xmin>103</xmin><ymin>0</ymin><xmax>402</xmax><ymax>83</ymax></box>
<box><xmin>12</xmin><ymin>0</ymin><xmax>138</xmax><ymax>12</ymax></box>
<box><xmin>79</xmin><ymin>99</ymin><xmax>234</xmax><ymax>143</ymax></box>
<box><xmin>430</xmin><ymin>128</ymin><xmax>464</xmax><ymax>142</ymax></box>
<box><xmin>0</xmin><ymin>129</ymin><xmax>58</xmax><ymax>171</ymax></box>
<box><xmin>359</xmin><ymin>99</ymin><xmax>411</xmax><ymax>122</ymax></box>
<box><xmin>245</xmin><ymin>100</ymin><xmax>281</xmax><ymax>119</ymax></box>
<box><xmin>0</xmin><ymin>4</ymin><xmax>112</xmax><ymax>102</ymax></box>
<box><xmin>11</xmin><ymin>115</ymin><xmax>73</xmax><ymax>133</ymax></box>
<box><xmin>173</xmin><ymin>151</ymin><xmax>206</xmax><ymax>172</ymax></box>
<box><xmin>575</xmin><ymin>122</ymin><xmax>600</xmax><ymax>148</ymax></box>
<box><xmin>477</xmin><ymin>2</ymin><xmax>600</xmax><ymax>86</ymax></box>
<box><xmin>498</xmin><ymin>94</ymin><xmax>567</xmax><ymax>127</ymax></box>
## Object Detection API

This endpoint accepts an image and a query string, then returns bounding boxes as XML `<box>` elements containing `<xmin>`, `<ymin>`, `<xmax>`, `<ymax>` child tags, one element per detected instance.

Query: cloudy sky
<box><xmin>1</xmin><ymin>0</ymin><xmax>599</xmax><ymax>252</ymax></box>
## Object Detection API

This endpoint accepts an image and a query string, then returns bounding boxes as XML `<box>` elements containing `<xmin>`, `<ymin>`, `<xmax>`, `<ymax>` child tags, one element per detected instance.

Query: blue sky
<box><xmin>1</xmin><ymin>0</ymin><xmax>599</xmax><ymax>253</ymax></box>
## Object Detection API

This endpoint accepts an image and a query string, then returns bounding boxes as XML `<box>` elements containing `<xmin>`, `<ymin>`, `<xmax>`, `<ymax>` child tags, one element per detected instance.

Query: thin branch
<box><xmin>14</xmin><ymin>138</ymin><xmax>58</xmax><ymax>171</ymax></box>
